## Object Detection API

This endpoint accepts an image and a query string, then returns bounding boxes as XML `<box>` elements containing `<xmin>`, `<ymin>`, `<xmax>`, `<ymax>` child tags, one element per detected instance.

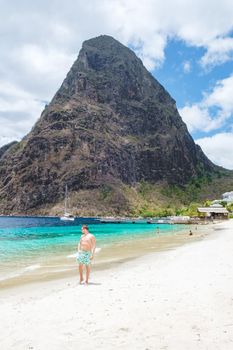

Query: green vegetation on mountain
<box><xmin>0</xmin><ymin>35</ymin><xmax>232</xmax><ymax>215</ymax></box>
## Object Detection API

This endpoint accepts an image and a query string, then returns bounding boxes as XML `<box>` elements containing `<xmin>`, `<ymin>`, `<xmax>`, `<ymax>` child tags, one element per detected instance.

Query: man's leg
<box><xmin>79</xmin><ymin>264</ymin><xmax>84</xmax><ymax>284</ymax></box>
<box><xmin>85</xmin><ymin>264</ymin><xmax>91</xmax><ymax>284</ymax></box>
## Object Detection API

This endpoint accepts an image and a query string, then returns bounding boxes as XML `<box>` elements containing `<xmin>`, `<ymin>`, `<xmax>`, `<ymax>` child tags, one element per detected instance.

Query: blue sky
<box><xmin>154</xmin><ymin>38</ymin><xmax>233</xmax><ymax>140</ymax></box>
<box><xmin>0</xmin><ymin>0</ymin><xmax>233</xmax><ymax>168</ymax></box>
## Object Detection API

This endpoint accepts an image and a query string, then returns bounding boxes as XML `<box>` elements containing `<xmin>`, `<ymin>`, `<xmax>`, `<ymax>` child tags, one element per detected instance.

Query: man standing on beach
<box><xmin>77</xmin><ymin>225</ymin><xmax>96</xmax><ymax>285</ymax></box>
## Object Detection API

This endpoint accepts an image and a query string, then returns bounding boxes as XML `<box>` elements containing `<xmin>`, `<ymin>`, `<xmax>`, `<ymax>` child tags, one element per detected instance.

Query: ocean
<box><xmin>0</xmin><ymin>216</ymin><xmax>187</xmax><ymax>287</ymax></box>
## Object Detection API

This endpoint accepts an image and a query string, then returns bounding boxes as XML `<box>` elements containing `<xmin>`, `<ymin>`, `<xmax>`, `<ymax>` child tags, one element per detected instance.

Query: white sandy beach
<box><xmin>1</xmin><ymin>220</ymin><xmax>233</xmax><ymax>350</ymax></box>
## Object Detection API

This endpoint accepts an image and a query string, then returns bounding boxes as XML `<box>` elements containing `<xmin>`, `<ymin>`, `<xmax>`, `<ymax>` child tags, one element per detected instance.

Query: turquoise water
<box><xmin>0</xmin><ymin>216</ymin><xmax>186</xmax><ymax>284</ymax></box>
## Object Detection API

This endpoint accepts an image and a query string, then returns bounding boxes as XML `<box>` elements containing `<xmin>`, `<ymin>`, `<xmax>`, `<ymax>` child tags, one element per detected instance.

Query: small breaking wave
<box><xmin>0</xmin><ymin>264</ymin><xmax>42</xmax><ymax>282</ymax></box>
<box><xmin>23</xmin><ymin>264</ymin><xmax>41</xmax><ymax>272</ymax></box>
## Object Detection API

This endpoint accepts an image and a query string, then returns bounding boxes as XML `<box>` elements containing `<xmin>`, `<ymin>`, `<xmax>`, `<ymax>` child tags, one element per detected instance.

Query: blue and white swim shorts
<box><xmin>77</xmin><ymin>251</ymin><xmax>91</xmax><ymax>265</ymax></box>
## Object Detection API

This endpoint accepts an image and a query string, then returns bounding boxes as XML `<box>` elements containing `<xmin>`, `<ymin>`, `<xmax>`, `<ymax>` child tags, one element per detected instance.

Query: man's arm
<box><xmin>91</xmin><ymin>236</ymin><xmax>96</xmax><ymax>259</ymax></box>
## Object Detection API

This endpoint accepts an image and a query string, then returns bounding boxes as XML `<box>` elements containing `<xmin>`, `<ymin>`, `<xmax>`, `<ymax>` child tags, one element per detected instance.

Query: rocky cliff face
<box><xmin>0</xmin><ymin>141</ymin><xmax>18</xmax><ymax>160</ymax></box>
<box><xmin>0</xmin><ymin>35</ymin><xmax>217</xmax><ymax>214</ymax></box>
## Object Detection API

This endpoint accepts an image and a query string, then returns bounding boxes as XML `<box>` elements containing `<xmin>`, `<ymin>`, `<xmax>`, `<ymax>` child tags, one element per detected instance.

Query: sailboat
<box><xmin>60</xmin><ymin>185</ymin><xmax>75</xmax><ymax>221</ymax></box>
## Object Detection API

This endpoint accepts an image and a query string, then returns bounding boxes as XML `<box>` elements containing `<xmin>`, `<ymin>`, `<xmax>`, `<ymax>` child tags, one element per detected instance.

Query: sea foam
<box><xmin>23</xmin><ymin>264</ymin><xmax>41</xmax><ymax>272</ymax></box>
<box><xmin>0</xmin><ymin>264</ymin><xmax>41</xmax><ymax>282</ymax></box>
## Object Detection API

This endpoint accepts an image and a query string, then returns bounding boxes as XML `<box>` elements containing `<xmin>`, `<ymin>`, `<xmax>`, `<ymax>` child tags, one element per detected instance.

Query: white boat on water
<box><xmin>60</xmin><ymin>185</ymin><xmax>75</xmax><ymax>221</ymax></box>
<box><xmin>60</xmin><ymin>212</ymin><xmax>75</xmax><ymax>221</ymax></box>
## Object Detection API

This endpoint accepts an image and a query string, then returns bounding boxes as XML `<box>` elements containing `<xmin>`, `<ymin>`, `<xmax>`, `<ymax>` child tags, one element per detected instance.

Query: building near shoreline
<box><xmin>212</xmin><ymin>191</ymin><xmax>233</xmax><ymax>205</ymax></box>
<box><xmin>222</xmin><ymin>191</ymin><xmax>233</xmax><ymax>203</ymax></box>
<box><xmin>197</xmin><ymin>204</ymin><xmax>229</xmax><ymax>220</ymax></box>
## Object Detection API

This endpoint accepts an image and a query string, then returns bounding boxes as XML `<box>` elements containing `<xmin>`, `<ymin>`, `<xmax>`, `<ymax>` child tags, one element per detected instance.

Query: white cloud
<box><xmin>183</xmin><ymin>61</ymin><xmax>191</xmax><ymax>73</ymax></box>
<box><xmin>132</xmin><ymin>34</ymin><xmax>166</xmax><ymax>70</ymax></box>
<box><xmin>1</xmin><ymin>0</ymin><xmax>233</xmax><ymax>145</ymax></box>
<box><xmin>200</xmin><ymin>37</ymin><xmax>233</xmax><ymax>68</ymax></box>
<box><xmin>16</xmin><ymin>45</ymin><xmax>74</xmax><ymax>76</ymax></box>
<box><xmin>196</xmin><ymin>133</ymin><xmax>233</xmax><ymax>169</ymax></box>
<box><xmin>205</xmin><ymin>75</ymin><xmax>233</xmax><ymax>113</ymax></box>
<box><xmin>105</xmin><ymin>0</ymin><xmax>233</xmax><ymax>70</ymax></box>
<box><xmin>179</xmin><ymin>105</ymin><xmax>220</xmax><ymax>132</ymax></box>
<box><xmin>0</xmin><ymin>80</ymin><xmax>44</xmax><ymax>146</ymax></box>
<box><xmin>179</xmin><ymin>74</ymin><xmax>233</xmax><ymax>133</ymax></box>
<box><xmin>12</xmin><ymin>45</ymin><xmax>76</xmax><ymax>99</ymax></box>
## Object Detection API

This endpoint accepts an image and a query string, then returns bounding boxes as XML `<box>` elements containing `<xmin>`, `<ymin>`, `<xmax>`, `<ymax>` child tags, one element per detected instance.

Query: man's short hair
<box><xmin>82</xmin><ymin>225</ymin><xmax>88</xmax><ymax>230</ymax></box>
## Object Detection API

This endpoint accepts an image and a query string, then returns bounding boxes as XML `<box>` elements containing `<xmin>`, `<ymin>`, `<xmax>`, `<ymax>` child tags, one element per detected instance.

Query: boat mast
<box><xmin>64</xmin><ymin>185</ymin><xmax>68</xmax><ymax>214</ymax></box>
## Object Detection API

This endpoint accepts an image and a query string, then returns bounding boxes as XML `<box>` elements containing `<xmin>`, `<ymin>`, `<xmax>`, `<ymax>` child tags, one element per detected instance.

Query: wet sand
<box><xmin>1</xmin><ymin>221</ymin><xmax>233</xmax><ymax>349</ymax></box>
<box><xmin>1</xmin><ymin>220</ymin><xmax>233</xmax><ymax>349</ymax></box>
<box><xmin>0</xmin><ymin>223</ymin><xmax>209</xmax><ymax>290</ymax></box>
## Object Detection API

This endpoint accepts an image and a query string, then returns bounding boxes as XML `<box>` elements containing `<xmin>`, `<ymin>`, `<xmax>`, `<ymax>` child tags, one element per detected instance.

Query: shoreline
<box><xmin>0</xmin><ymin>222</ymin><xmax>214</xmax><ymax>291</ymax></box>
<box><xmin>0</xmin><ymin>220</ymin><xmax>232</xmax><ymax>349</ymax></box>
